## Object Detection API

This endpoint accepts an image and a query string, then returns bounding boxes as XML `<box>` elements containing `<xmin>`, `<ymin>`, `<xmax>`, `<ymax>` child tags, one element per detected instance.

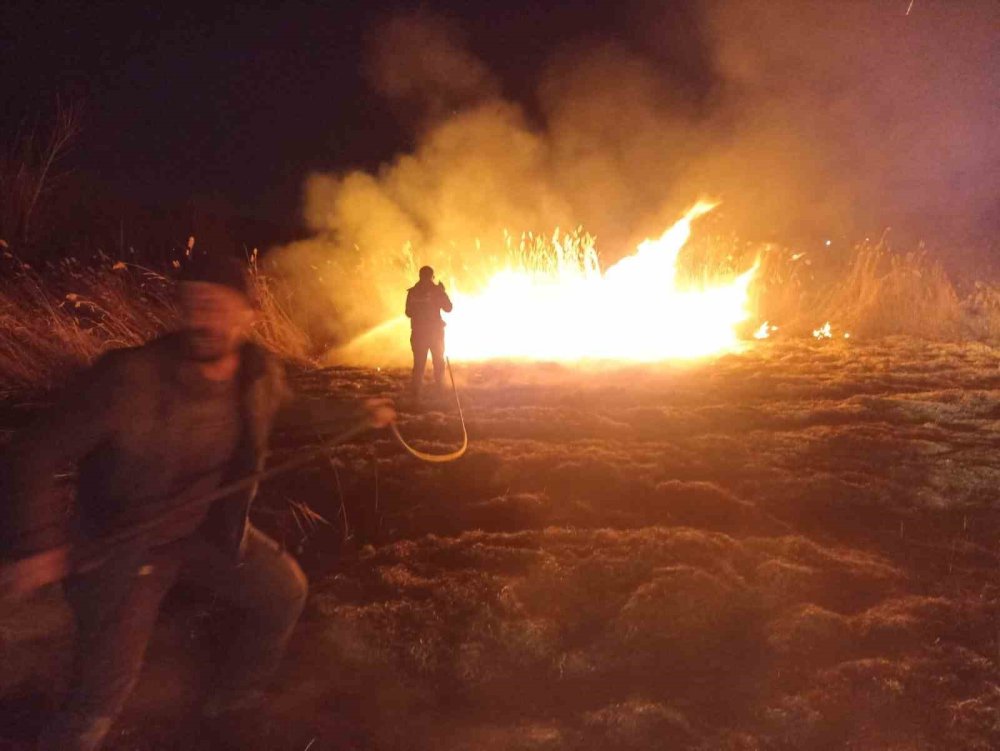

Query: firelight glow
<box><xmin>443</xmin><ymin>202</ymin><xmax>758</xmax><ymax>361</ymax></box>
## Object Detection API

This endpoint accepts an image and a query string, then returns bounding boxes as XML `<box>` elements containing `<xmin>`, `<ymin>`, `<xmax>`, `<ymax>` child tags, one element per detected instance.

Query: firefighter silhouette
<box><xmin>405</xmin><ymin>266</ymin><xmax>453</xmax><ymax>396</ymax></box>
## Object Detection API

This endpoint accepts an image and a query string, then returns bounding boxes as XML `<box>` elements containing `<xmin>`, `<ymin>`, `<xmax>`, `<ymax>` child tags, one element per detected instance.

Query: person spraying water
<box><xmin>405</xmin><ymin>265</ymin><xmax>453</xmax><ymax>399</ymax></box>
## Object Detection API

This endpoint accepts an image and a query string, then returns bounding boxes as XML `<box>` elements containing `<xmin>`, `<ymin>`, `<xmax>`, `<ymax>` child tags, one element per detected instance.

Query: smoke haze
<box><xmin>270</xmin><ymin>0</ymin><xmax>998</xmax><ymax>349</ymax></box>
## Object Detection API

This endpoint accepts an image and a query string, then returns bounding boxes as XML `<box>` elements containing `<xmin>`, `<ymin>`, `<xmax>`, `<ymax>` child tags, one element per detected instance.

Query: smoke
<box><xmin>702</xmin><ymin>0</ymin><xmax>999</xmax><ymax>239</ymax></box>
<box><xmin>364</xmin><ymin>11</ymin><xmax>499</xmax><ymax>126</ymax></box>
<box><xmin>270</xmin><ymin>1</ymin><xmax>998</xmax><ymax>353</ymax></box>
<box><xmin>279</xmin><ymin>96</ymin><xmax>575</xmax><ymax>348</ymax></box>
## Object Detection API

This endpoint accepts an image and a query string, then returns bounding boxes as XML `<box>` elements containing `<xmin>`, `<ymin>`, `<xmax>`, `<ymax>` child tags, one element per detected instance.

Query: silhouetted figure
<box><xmin>0</xmin><ymin>256</ymin><xmax>394</xmax><ymax>751</ymax></box>
<box><xmin>405</xmin><ymin>265</ymin><xmax>453</xmax><ymax>397</ymax></box>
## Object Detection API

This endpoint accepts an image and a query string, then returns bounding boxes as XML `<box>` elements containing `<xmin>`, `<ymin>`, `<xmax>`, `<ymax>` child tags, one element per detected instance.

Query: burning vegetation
<box><xmin>2</xmin><ymin>225</ymin><xmax>998</xmax><ymax>392</ymax></box>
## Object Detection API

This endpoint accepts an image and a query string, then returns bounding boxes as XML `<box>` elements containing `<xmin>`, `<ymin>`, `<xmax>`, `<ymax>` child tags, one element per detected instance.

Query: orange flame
<box><xmin>445</xmin><ymin>202</ymin><xmax>757</xmax><ymax>361</ymax></box>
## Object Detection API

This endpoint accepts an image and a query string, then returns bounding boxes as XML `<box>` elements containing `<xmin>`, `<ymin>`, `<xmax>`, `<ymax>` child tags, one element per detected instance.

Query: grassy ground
<box><xmin>3</xmin><ymin>337</ymin><xmax>999</xmax><ymax>750</ymax></box>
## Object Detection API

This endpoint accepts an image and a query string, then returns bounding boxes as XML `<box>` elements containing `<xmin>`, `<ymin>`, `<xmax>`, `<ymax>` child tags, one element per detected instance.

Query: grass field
<box><xmin>3</xmin><ymin>337</ymin><xmax>999</xmax><ymax>750</ymax></box>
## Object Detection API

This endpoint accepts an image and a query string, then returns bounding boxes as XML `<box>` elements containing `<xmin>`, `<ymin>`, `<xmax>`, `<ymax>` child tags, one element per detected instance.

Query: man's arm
<box><xmin>438</xmin><ymin>283</ymin><xmax>453</xmax><ymax>313</ymax></box>
<box><xmin>405</xmin><ymin>288</ymin><xmax>415</xmax><ymax>318</ymax></box>
<box><xmin>1</xmin><ymin>352</ymin><xmax>122</xmax><ymax>559</ymax></box>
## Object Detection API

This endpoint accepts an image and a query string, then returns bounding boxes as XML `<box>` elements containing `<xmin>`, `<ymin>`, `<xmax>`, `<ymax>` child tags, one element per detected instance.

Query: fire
<box><xmin>813</xmin><ymin>322</ymin><xmax>833</xmax><ymax>339</ymax></box>
<box><xmin>443</xmin><ymin>202</ymin><xmax>757</xmax><ymax>361</ymax></box>
<box><xmin>753</xmin><ymin>321</ymin><xmax>777</xmax><ymax>340</ymax></box>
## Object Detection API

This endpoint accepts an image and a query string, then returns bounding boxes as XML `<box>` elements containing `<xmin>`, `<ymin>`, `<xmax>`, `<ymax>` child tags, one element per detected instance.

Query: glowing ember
<box><xmin>813</xmin><ymin>322</ymin><xmax>833</xmax><ymax>339</ymax></box>
<box><xmin>753</xmin><ymin>321</ymin><xmax>778</xmax><ymax>340</ymax></box>
<box><xmin>443</xmin><ymin>202</ymin><xmax>757</xmax><ymax>361</ymax></box>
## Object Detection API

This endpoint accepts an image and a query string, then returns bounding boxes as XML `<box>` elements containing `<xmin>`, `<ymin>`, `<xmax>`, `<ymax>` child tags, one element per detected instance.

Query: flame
<box><xmin>813</xmin><ymin>322</ymin><xmax>833</xmax><ymax>339</ymax></box>
<box><xmin>753</xmin><ymin>321</ymin><xmax>777</xmax><ymax>340</ymax></box>
<box><xmin>443</xmin><ymin>202</ymin><xmax>757</xmax><ymax>361</ymax></box>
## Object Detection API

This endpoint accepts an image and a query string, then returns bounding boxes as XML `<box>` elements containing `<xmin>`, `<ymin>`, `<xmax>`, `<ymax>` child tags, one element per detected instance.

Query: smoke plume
<box><xmin>269</xmin><ymin>1</ymin><xmax>998</xmax><ymax>354</ymax></box>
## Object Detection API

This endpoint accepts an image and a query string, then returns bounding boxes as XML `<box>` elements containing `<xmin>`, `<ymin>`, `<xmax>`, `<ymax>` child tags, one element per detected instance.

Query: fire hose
<box><xmin>390</xmin><ymin>357</ymin><xmax>468</xmax><ymax>463</ymax></box>
<box><xmin>0</xmin><ymin>422</ymin><xmax>369</xmax><ymax>594</ymax></box>
<box><xmin>1</xmin><ymin>366</ymin><xmax>468</xmax><ymax>597</ymax></box>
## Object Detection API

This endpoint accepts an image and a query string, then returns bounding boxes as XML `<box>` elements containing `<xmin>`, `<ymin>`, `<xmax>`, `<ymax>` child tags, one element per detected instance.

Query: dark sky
<box><xmin>2</xmin><ymin>1</ymin><xmax>996</xmax><ymax>247</ymax></box>
<box><xmin>4</xmin><ymin>1</ymin><xmax>392</xmax><ymax>222</ymax></box>
<box><xmin>1</xmin><ymin>1</ymin><xmax>709</xmax><ymax>226</ymax></box>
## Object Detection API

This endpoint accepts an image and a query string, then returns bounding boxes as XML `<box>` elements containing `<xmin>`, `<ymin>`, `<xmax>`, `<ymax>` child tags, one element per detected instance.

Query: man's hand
<box><xmin>363</xmin><ymin>398</ymin><xmax>397</xmax><ymax>429</ymax></box>
<box><xmin>0</xmin><ymin>547</ymin><xmax>70</xmax><ymax>601</ymax></box>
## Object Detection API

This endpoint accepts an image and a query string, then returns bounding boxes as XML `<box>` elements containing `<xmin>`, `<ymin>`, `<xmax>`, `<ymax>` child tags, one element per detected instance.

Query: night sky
<box><xmin>0</xmin><ymin>0</ymin><xmax>692</xmax><ymax>220</ymax></box>
<box><xmin>1</xmin><ymin>2</ymin><xmax>707</xmax><ymax>225</ymax></box>
<box><xmin>2</xmin><ymin>1</ymin><xmax>997</xmax><ymax>249</ymax></box>
<box><xmin>4</xmin><ymin>1</ymin><xmax>393</xmax><ymax>224</ymax></box>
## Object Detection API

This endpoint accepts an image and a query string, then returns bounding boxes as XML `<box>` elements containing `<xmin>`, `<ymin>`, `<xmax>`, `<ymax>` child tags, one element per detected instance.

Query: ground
<box><xmin>2</xmin><ymin>337</ymin><xmax>999</xmax><ymax>750</ymax></box>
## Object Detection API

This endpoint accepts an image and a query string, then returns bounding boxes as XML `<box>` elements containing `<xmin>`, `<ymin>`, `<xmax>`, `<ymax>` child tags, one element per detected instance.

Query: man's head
<box><xmin>177</xmin><ymin>256</ymin><xmax>254</xmax><ymax>361</ymax></box>
<box><xmin>418</xmin><ymin>266</ymin><xmax>435</xmax><ymax>283</ymax></box>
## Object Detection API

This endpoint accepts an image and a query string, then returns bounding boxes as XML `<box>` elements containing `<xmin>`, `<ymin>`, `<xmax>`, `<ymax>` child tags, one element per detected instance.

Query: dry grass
<box><xmin>0</xmin><ymin>254</ymin><xmax>176</xmax><ymax>394</ymax></box>
<box><xmin>280</xmin><ymin>341</ymin><xmax>1000</xmax><ymax>750</ymax></box>
<box><xmin>0</xmin><ymin>234</ymin><xmax>997</xmax><ymax>396</ymax></box>
<box><xmin>683</xmin><ymin>233</ymin><xmax>1000</xmax><ymax>342</ymax></box>
<box><xmin>247</xmin><ymin>249</ymin><xmax>314</xmax><ymax>364</ymax></box>
<box><xmin>751</xmin><ymin>240</ymin><xmax>967</xmax><ymax>339</ymax></box>
<box><xmin>3</xmin><ymin>338</ymin><xmax>999</xmax><ymax>749</ymax></box>
<box><xmin>0</xmin><ymin>252</ymin><xmax>313</xmax><ymax>395</ymax></box>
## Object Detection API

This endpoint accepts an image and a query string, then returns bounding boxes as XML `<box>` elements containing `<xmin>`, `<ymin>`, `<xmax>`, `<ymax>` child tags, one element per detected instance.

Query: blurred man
<box><xmin>405</xmin><ymin>265</ymin><xmax>453</xmax><ymax>397</ymax></box>
<box><xmin>0</xmin><ymin>256</ymin><xmax>393</xmax><ymax>751</ymax></box>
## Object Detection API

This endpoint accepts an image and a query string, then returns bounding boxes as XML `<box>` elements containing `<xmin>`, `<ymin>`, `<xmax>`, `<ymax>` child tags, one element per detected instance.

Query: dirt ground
<box><xmin>2</xmin><ymin>337</ymin><xmax>999</xmax><ymax>750</ymax></box>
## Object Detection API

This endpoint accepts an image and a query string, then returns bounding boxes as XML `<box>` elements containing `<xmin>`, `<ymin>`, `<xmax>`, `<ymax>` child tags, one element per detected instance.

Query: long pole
<box><xmin>2</xmin><ymin>421</ymin><xmax>370</xmax><ymax>596</ymax></box>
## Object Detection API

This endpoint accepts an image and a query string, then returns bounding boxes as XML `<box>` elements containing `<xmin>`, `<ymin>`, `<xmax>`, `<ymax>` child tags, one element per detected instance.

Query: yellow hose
<box><xmin>391</xmin><ymin>358</ymin><xmax>468</xmax><ymax>463</ymax></box>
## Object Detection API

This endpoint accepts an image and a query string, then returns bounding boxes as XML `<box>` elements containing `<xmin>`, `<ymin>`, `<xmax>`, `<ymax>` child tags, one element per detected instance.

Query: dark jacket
<box><xmin>405</xmin><ymin>280</ymin><xmax>453</xmax><ymax>331</ymax></box>
<box><xmin>0</xmin><ymin>334</ymin><xmax>288</xmax><ymax>563</ymax></box>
